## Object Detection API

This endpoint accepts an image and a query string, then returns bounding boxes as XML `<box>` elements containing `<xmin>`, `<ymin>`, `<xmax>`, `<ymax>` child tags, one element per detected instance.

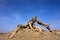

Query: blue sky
<box><xmin>0</xmin><ymin>0</ymin><xmax>60</xmax><ymax>32</ymax></box>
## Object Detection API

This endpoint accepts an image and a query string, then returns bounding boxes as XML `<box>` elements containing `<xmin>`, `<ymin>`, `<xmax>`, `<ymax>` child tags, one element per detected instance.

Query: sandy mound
<box><xmin>0</xmin><ymin>27</ymin><xmax>60</xmax><ymax>40</ymax></box>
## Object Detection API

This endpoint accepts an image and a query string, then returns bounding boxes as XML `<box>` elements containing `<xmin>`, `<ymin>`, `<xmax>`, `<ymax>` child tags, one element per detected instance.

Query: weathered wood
<box><xmin>37</xmin><ymin>20</ymin><xmax>52</xmax><ymax>32</ymax></box>
<box><xmin>8</xmin><ymin>16</ymin><xmax>52</xmax><ymax>38</ymax></box>
<box><xmin>34</xmin><ymin>26</ymin><xmax>46</xmax><ymax>35</ymax></box>
<box><xmin>25</xmin><ymin>16</ymin><xmax>37</xmax><ymax>29</ymax></box>
<box><xmin>8</xmin><ymin>24</ymin><xmax>22</xmax><ymax>38</ymax></box>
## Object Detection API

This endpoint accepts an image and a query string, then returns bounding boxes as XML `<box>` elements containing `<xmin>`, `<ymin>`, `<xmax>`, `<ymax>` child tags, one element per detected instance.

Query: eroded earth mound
<box><xmin>0</xmin><ymin>27</ymin><xmax>60</xmax><ymax>40</ymax></box>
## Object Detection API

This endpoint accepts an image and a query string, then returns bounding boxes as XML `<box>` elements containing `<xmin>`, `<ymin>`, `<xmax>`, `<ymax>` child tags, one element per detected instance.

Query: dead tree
<box><xmin>8</xmin><ymin>24</ymin><xmax>26</xmax><ymax>38</ymax></box>
<box><xmin>36</xmin><ymin>20</ymin><xmax>52</xmax><ymax>32</ymax></box>
<box><xmin>8</xmin><ymin>16</ymin><xmax>52</xmax><ymax>38</ymax></box>
<box><xmin>25</xmin><ymin>16</ymin><xmax>37</xmax><ymax>29</ymax></box>
<box><xmin>25</xmin><ymin>16</ymin><xmax>52</xmax><ymax>32</ymax></box>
